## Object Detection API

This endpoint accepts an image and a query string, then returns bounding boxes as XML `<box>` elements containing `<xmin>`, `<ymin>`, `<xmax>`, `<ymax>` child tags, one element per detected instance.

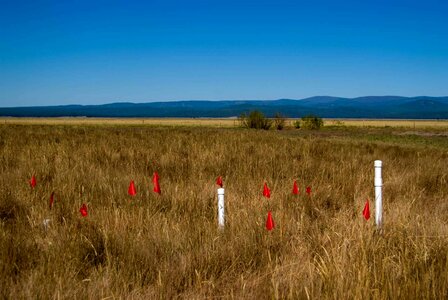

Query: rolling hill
<box><xmin>1</xmin><ymin>96</ymin><xmax>448</xmax><ymax>119</ymax></box>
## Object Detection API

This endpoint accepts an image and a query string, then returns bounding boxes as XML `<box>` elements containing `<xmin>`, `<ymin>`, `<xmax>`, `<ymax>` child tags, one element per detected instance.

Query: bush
<box><xmin>293</xmin><ymin>120</ymin><xmax>301</xmax><ymax>129</ymax></box>
<box><xmin>239</xmin><ymin>111</ymin><xmax>272</xmax><ymax>130</ymax></box>
<box><xmin>297</xmin><ymin>115</ymin><xmax>324</xmax><ymax>130</ymax></box>
<box><xmin>273</xmin><ymin>113</ymin><xmax>286</xmax><ymax>130</ymax></box>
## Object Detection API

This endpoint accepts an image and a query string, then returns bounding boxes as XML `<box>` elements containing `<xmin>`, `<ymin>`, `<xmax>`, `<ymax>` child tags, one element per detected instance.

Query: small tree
<box><xmin>298</xmin><ymin>115</ymin><xmax>324</xmax><ymax>130</ymax></box>
<box><xmin>239</xmin><ymin>110</ymin><xmax>272</xmax><ymax>130</ymax></box>
<box><xmin>273</xmin><ymin>113</ymin><xmax>286</xmax><ymax>130</ymax></box>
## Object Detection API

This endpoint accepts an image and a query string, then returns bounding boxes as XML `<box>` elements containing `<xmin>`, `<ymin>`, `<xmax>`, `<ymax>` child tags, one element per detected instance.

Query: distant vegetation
<box><xmin>1</xmin><ymin>96</ymin><xmax>448</xmax><ymax>118</ymax></box>
<box><xmin>273</xmin><ymin>113</ymin><xmax>286</xmax><ymax>130</ymax></box>
<box><xmin>239</xmin><ymin>110</ymin><xmax>286</xmax><ymax>130</ymax></box>
<box><xmin>239</xmin><ymin>110</ymin><xmax>322</xmax><ymax>131</ymax></box>
<box><xmin>297</xmin><ymin>115</ymin><xmax>324</xmax><ymax>130</ymax></box>
<box><xmin>239</xmin><ymin>110</ymin><xmax>272</xmax><ymax>130</ymax></box>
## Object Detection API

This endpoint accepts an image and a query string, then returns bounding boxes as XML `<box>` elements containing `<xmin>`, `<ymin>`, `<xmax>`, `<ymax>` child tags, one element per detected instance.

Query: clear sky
<box><xmin>1</xmin><ymin>0</ymin><xmax>447</xmax><ymax>107</ymax></box>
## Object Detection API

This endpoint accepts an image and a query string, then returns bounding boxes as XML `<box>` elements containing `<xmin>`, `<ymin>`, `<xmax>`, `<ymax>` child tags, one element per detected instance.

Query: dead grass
<box><xmin>0</xmin><ymin>124</ymin><xmax>447</xmax><ymax>298</ymax></box>
<box><xmin>0</xmin><ymin>117</ymin><xmax>238</xmax><ymax>127</ymax></box>
<box><xmin>326</xmin><ymin>119</ymin><xmax>448</xmax><ymax>129</ymax></box>
<box><xmin>2</xmin><ymin>117</ymin><xmax>448</xmax><ymax>129</ymax></box>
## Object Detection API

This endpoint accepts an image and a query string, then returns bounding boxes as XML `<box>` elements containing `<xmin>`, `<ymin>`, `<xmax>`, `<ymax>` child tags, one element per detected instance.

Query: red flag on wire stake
<box><xmin>153</xmin><ymin>172</ymin><xmax>161</xmax><ymax>194</ymax></box>
<box><xmin>29</xmin><ymin>175</ymin><xmax>36</xmax><ymax>188</ymax></box>
<box><xmin>128</xmin><ymin>180</ymin><xmax>137</xmax><ymax>196</ymax></box>
<box><xmin>216</xmin><ymin>176</ymin><xmax>223</xmax><ymax>188</ymax></box>
<box><xmin>263</xmin><ymin>182</ymin><xmax>271</xmax><ymax>198</ymax></box>
<box><xmin>79</xmin><ymin>204</ymin><xmax>88</xmax><ymax>217</ymax></box>
<box><xmin>49</xmin><ymin>192</ymin><xmax>55</xmax><ymax>209</ymax></box>
<box><xmin>363</xmin><ymin>199</ymin><xmax>370</xmax><ymax>220</ymax></box>
<box><xmin>266</xmin><ymin>211</ymin><xmax>275</xmax><ymax>231</ymax></box>
<box><xmin>306</xmin><ymin>186</ymin><xmax>312</xmax><ymax>196</ymax></box>
<box><xmin>292</xmin><ymin>180</ymin><xmax>299</xmax><ymax>195</ymax></box>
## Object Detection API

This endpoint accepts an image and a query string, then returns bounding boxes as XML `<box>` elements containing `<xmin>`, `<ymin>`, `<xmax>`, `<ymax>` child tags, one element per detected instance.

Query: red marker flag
<box><xmin>263</xmin><ymin>182</ymin><xmax>271</xmax><ymax>198</ymax></box>
<box><xmin>29</xmin><ymin>175</ymin><xmax>36</xmax><ymax>188</ymax></box>
<box><xmin>292</xmin><ymin>180</ymin><xmax>299</xmax><ymax>195</ymax></box>
<box><xmin>306</xmin><ymin>186</ymin><xmax>312</xmax><ymax>196</ymax></box>
<box><xmin>362</xmin><ymin>199</ymin><xmax>370</xmax><ymax>220</ymax></box>
<box><xmin>49</xmin><ymin>192</ymin><xmax>55</xmax><ymax>209</ymax></box>
<box><xmin>266</xmin><ymin>211</ymin><xmax>275</xmax><ymax>231</ymax></box>
<box><xmin>153</xmin><ymin>172</ymin><xmax>161</xmax><ymax>194</ymax></box>
<box><xmin>128</xmin><ymin>180</ymin><xmax>137</xmax><ymax>196</ymax></box>
<box><xmin>216</xmin><ymin>176</ymin><xmax>223</xmax><ymax>188</ymax></box>
<box><xmin>80</xmin><ymin>203</ymin><xmax>88</xmax><ymax>217</ymax></box>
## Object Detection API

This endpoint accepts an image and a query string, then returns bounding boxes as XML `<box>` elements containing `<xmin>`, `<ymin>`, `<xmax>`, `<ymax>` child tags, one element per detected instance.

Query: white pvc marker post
<box><xmin>217</xmin><ymin>188</ymin><xmax>225</xmax><ymax>229</ymax></box>
<box><xmin>374</xmin><ymin>160</ymin><xmax>383</xmax><ymax>229</ymax></box>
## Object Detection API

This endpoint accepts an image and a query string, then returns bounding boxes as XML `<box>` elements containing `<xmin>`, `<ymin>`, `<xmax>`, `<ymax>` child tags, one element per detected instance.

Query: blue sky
<box><xmin>1</xmin><ymin>0</ymin><xmax>447</xmax><ymax>107</ymax></box>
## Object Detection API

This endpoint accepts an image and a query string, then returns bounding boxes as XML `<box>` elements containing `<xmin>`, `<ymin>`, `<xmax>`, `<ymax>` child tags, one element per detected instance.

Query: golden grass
<box><xmin>326</xmin><ymin>119</ymin><xmax>448</xmax><ymax>128</ymax></box>
<box><xmin>0</xmin><ymin>124</ymin><xmax>447</xmax><ymax>298</ymax></box>
<box><xmin>0</xmin><ymin>117</ymin><xmax>238</xmax><ymax>127</ymax></box>
<box><xmin>2</xmin><ymin>117</ymin><xmax>448</xmax><ymax>129</ymax></box>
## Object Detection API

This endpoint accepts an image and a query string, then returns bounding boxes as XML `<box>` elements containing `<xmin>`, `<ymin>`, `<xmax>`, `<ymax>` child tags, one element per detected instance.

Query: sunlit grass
<box><xmin>2</xmin><ymin>117</ymin><xmax>448</xmax><ymax>129</ymax></box>
<box><xmin>0</xmin><ymin>124</ymin><xmax>447</xmax><ymax>298</ymax></box>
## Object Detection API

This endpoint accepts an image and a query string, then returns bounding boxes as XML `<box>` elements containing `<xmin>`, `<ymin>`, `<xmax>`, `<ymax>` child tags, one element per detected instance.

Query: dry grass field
<box><xmin>0</xmin><ymin>117</ymin><xmax>238</xmax><ymax>128</ymax></box>
<box><xmin>2</xmin><ymin>117</ymin><xmax>448</xmax><ymax>130</ymax></box>
<box><xmin>326</xmin><ymin>119</ymin><xmax>448</xmax><ymax>129</ymax></box>
<box><xmin>1</xmin><ymin>121</ymin><xmax>447</xmax><ymax>298</ymax></box>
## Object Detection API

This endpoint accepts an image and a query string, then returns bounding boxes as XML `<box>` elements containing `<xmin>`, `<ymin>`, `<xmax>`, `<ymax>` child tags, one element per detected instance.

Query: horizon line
<box><xmin>2</xmin><ymin>95</ymin><xmax>448</xmax><ymax>108</ymax></box>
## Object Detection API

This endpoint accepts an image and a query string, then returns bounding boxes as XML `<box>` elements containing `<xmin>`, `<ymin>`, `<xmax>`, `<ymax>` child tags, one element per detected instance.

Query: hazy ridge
<box><xmin>1</xmin><ymin>96</ymin><xmax>448</xmax><ymax>119</ymax></box>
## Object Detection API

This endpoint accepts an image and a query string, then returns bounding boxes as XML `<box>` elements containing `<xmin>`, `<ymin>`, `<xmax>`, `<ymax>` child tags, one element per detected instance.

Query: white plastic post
<box><xmin>43</xmin><ymin>218</ymin><xmax>51</xmax><ymax>231</ymax></box>
<box><xmin>217</xmin><ymin>188</ymin><xmax>225</xmax><ymax>229</ymax></box>
<box><xmin>374</xmin><ymin>160</ymin><xmax>383</xmax><ymax>228</ymax></box>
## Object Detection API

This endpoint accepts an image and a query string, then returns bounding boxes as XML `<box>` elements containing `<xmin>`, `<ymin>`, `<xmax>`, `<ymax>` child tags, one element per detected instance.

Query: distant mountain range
<box><xmin>1</xmin><ymin>96</ymin><xmax>448</xmax><ymax>119</ymax></box>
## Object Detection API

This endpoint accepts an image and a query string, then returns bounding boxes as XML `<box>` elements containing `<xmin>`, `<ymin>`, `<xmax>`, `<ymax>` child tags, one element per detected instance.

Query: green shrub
<box><xmin>298</xmin><ymin>115</ymin><xmax>324</xmax><ymax>130</ymax></box>
<box><xmin>239</xmin><ymin>111</ymin><xmax>272</xmax><ymax>130</ymax></box>
<box><xmin>273</xmin><ymin>113</ymin><xmax>286</xmax><ymax>130</ymax></box>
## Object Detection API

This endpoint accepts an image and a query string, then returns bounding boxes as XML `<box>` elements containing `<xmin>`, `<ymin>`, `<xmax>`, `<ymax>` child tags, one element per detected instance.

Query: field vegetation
<box><xmin>0</xmin><ymin>122</ymin><xmax>447</xmax><ymax>298</ymax></box>
<box><xmin>2</xmin><ymin>117</ymin><xmax>448</xmax><ymax>129</ymax></box>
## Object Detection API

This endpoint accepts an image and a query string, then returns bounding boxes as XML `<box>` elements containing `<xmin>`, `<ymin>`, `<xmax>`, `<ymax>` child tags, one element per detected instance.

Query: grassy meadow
<box><xmin>3</xmin><ymin>117</ymin><xmax>448</xmax><ymax>129</ymax></box>
<box><xmin>0</xmin><ymin>121</ymin><xmax>447</xmax><ymax>298</ymax></box>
